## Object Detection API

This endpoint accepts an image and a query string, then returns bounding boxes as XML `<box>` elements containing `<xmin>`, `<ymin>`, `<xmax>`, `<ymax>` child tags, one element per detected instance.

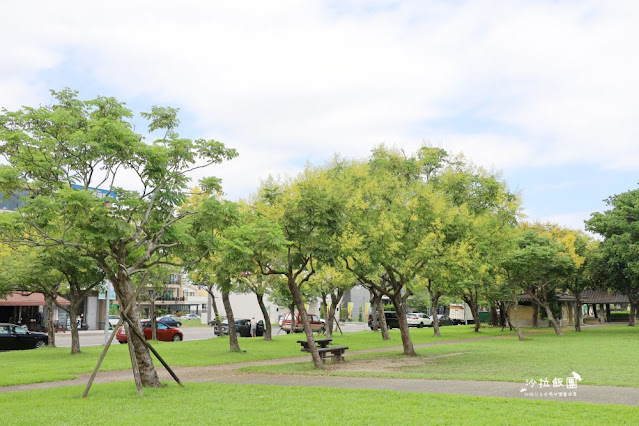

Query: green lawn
<box><xmin>2</xmin><ymin>382</ymin><xmax>638</xmax><ymax>425</ymax></box>
<box><xmin>0</xmin><ymin>325</ymin><xmax>517</xmax><ymax>387</ymax></box>
<box><xmin>245</xmin><ymin>325</ymin><xmax>639</xmax><ymax>387</ymax></box>
<box><xmin>179</xmin><ymin>319</ymin><xmax>209</xmax><ymax>327</ymax></box>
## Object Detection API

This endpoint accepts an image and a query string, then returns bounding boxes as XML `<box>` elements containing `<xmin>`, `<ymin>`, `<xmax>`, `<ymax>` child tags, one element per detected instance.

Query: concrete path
<box><xmin>3</xmin><ymin>327</ymin><xmax>635</xmax><ymax>406</ymax></box>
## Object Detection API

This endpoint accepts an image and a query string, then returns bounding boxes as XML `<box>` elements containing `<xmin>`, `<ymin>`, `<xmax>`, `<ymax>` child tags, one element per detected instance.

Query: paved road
<box><xmin>53</xmin><ymin>321</ymin><xmax>369</xmax><ymax>347</ymax></box>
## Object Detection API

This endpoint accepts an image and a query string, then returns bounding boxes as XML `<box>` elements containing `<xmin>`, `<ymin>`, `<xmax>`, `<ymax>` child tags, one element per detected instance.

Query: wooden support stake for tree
<box><xmin>82</xmin><ymin>316</ymin><xmax>123</xmax><ymax>398</ymax></box>
<box><xmin>125</xmin><ymin>321</ymin><xmax>144</xmax><ymax>396</ymax></box>
<box><xmin>120</xmin><ymin>312</ymin><xmax>183</xmax><ymax>387</ymax></box>
<box><xmin>83</xmin><ymin>282</ymin><xmax>146</xmax><ymax>398</ymax></box>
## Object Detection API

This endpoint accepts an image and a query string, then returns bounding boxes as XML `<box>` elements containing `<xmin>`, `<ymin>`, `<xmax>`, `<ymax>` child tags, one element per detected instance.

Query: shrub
<box><xmin>611</xmin><ymin>311</ymin><xmax>630</xmax><ymax>321</ymax></box>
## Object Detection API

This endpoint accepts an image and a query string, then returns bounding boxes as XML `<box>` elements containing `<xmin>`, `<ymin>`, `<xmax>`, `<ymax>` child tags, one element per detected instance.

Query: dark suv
<box><xmin>368</xmin><ymin>311</ymin><xmax>400</xmax><ymax>329</ymax></box>
<box><xmin>214</xmin><ymin>319</ymin><xmax>264</xmax><ymax>337</ymax></box>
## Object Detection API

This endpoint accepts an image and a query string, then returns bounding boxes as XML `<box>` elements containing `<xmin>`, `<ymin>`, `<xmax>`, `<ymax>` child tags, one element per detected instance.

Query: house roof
<box><xmin>515</xmin><ymin>290</ymin><xmax>629</xmax><ymax>304</ymax></box>
<box><xmin>0</xmin><ymin>291</ymin><xmax>70</xmax><ymax>306</ymax></box>
<box><xmin>518</xmin><ymin>293</ymin><xmax>575</xmax><ymax>302</ymax></box>
<box><xmin>580</xmin><ymin>289</ymin><xmax>629</xmax><ymax>304</ymax></box>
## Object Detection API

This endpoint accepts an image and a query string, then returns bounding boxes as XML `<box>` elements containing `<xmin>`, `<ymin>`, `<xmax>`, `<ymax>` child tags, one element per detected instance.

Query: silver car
<box><xmin>406</xmin><ymin>313</ymin><xmax>433</xmax><ymax>328</ymax></box>
<box><xmin>107</xmin><ymin>315</ymin><xmax>120</xmax><ymax>328</ymax></box>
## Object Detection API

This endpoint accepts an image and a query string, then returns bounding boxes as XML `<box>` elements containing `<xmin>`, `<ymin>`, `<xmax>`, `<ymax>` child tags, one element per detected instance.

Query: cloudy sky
<box><xmin>2</xmin><ymin>1</ymin><xmax>637</xmax><ymax>231</ymax></box>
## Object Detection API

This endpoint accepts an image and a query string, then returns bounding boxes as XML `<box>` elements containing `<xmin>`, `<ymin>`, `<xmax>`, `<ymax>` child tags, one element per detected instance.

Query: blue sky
<box><xmin>2</xmin><ymin>1</ymin><xmax>638</xmax><ymax>231</ymax></box>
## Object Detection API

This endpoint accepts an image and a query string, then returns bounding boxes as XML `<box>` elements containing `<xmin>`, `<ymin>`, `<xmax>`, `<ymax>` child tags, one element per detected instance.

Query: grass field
<box><xmin>179</xmin><ymin>319</ymin><xmax>209</xmax><ymax>327</ymax></box>
<box><xmin>0</xmin><ymin>325</ymin><xmax>517</xmax><ymax>387</ymax></box>
<box><xmin>244</xmin><ymin>325</ymin><xmax>639</xmax><ymax>387</ymax></box>
<box><xmin>1</xmin><ymin>381</ymin><xmax>638</xmax><ymax>425</ymax></box>
<box><xmin>4</xmin><ymin>325</ymin><xmax>638</xmax><ymax>425</ymax></box>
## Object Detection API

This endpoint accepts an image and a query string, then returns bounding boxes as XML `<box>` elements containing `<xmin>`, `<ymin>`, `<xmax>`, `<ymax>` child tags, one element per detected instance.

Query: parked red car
<box><xmin>280</xmin><ymin>313</ymin><xmax>325</xmax><ymax>334</ymax></box>
<box><xmin>116</xmin><ymin>321</ymin><xmax>183</xmax><ymax>343</ymax></box>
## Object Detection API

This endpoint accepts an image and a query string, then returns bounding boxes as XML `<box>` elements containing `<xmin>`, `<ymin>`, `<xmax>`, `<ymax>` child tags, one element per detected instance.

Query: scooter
<box><xmin>76</xmin><ymin>319</ymin><xmax>89</xmax><ymax>330</ymax></box>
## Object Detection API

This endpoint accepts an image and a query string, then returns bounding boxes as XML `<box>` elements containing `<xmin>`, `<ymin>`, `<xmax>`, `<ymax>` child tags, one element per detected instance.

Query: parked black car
<box><xmin>156</xmin><ymin>316</ymin><xmax>182</xmax><ymax>328</ymax></box>
<box><xmin>368</xmin><ymin>311</ymin><xmax>400</xmax><ymax>329</ymax></box>
<box><xmin>431</xmin><ymin>315</ymin><xmax>454</xmax><ymax>326</ymax></box>
<box><xmin>0</xmin><ymin>323</ymin><xmax>48</xmax><ymax>350</ymax></box>
<box><xmin>213</xmin><ymin>319</ymin><xmax>264</xmax><ymax>337</ymax></box>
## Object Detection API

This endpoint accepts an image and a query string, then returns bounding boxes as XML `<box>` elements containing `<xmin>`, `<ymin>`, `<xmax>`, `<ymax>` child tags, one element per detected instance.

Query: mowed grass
<box><xmin>0</xmin><ymin>325</ymin><xmax>517</xmax><ymax>387</ymax></box>
<box><xmin>179</xmin><ymin>319</ymin><xmax>209</xmax><ymax>327</ymax></box>
<box><xmin>246</xmin><ymin>325</ymin><xmax>639</xmax><ymax>387</ymax></box>
<box><xmin>2</xmin><ymin>381</ymin><xmax>638</xmax><ymax>425</ymax></box>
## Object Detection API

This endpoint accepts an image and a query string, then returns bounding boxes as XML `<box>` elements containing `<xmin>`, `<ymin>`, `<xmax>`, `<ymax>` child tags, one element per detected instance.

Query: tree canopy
<box><xmin>0</xmin><ymin>89</ymin><xmax>237</xmax><ymax>388</ymax></box>
<box><xmin>587</xmin><ymin>187</ymin><xmax>639</xmax><ymax>325</ymax></box>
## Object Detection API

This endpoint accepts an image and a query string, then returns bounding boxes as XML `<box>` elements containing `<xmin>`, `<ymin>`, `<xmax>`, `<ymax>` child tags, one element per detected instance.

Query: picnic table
<box><xmin>297</xmin><ymin>338</ymin><xmax>348</xmax><ymax>363</ymax></box>
<box><xmin>297</xmin><ymin>338</ymin><xmax>332</xmax><ymax>352</ymax></box>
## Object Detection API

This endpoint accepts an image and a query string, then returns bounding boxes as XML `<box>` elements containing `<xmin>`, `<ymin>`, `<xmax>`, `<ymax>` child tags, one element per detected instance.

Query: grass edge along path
<box><xmin>1</xmin><ymin>382</ymin><xmax>639</xmax><ymax>425</ymax></box>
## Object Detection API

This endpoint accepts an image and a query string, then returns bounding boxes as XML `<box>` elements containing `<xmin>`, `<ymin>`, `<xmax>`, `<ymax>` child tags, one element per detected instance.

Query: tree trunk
<box><xmin>326</xmin><ymin>296</ymin><xmax>338</xmax><ymax>339</ymax></box>
<box><xmin>210</xmin><ymin>291</ymin><xmax>222</xmax><ymax>332</ymax></box>
<box><xmin>510</xmin><ymin>293</ymin><xmax>524</xmax><ymax>341</ymax></box>
<box><xmin>431</xmin><ymin>293</ymin><xmax>441</xmax><ymax>337</ymax></box>
<box><xmin>531</xmin><ymin>301</ymin><xmax>539</xmax><ymax>328</ymax></box>
<box><xmin>369</xmin><ymin>291</ymin><xmax>380</xmax><ymax>331</ymax></box>
<box><xmin>490</xmin><ymin>303</ymin><xmax>499</xmax><ymax>327</ymax></box>
<box><xmin>68</xmin><ymin>305</ymin><xmax>80</xmax><ymax>354</ymax></box>
<box><xmin>288</xmin><ymin>303</ymin><xmax>295</xmax><ymax>333</ymax></box>
<box><xmin>325</xmin><ymin>302</ymin><xmax>334</xmax><ymax>340</ymax></box>
<box><xmin>574</xmin><ymin>293</ymin><xmax>582</xmax><ymax>332</ymax></box>
<box><xmin>44</xmin><ymin>294</ymin><xmax>56</xmax><ymax>347</ymax></box>
<box><xmin>222</xmin><ymin>290</ymin><xmax>240</xmax><ymax>351</ymax></box>
<box><xmin>391</xmin><ymin>295</ymin><xmax>416</xmax><ymax>356</ymax></box>
<box><xmin>377</xmin><ymin>296</ymin><xmax>390</xmax><ymax>340</ymax></box>
<box><xmin>114</xmin><ymin>276</ymin><xmax>161</xmax><ymax>388</ymax></box>
<box><xmin>629</xmin><ymin>303</ymin><xmax>637</xmax><ymax>326</ymax></box>
<box><xmin>288</xmin><ymin>276</ymin><xmax>323</xmax><ymax>368</ymax></box>
<box><xmin>540</xmin><ymin>302</ymin><xmax>563</xmax><ymax>336</ymax></box>
<box><xmin>256</xmin><ymin>293</ymin><xmax>272</xmax><ymax>341</ymax></box>
<box><xmin>53</xmin><ymin>291</ymin><xmax>84</xmax><ymax>354</ymax></box>
<box><xmin>320</xmin><ymin>295</ymin><xmax>328</xmax><ymax>331</ymax></box>
<box><xmin>498</xmin><ymin>301</ymin><xmax>508</xmax><ymax>329</ymax></box>
<box><xmin>462</xmin><ymin>294</ymin><xmax>481</xmax><ymax>332</ymax></box>
<box><xmin>472</xmin><ymin>304</ymin><xmax>480</xmax><ymax>332</ymax></box>
<box><xmin>326</xmin><ymin>291</ymin><xmax>343</xmax><ymax>339</ymax></box>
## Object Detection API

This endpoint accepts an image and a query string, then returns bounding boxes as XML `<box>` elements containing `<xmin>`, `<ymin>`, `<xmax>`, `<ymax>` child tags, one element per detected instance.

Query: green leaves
<box><xmin>0</xmin><ymin>89</ymin><xmax>237</xmax><ymax>284</ymax></box>
<box><xmin>586</xmin><ymin>187</ymin><xmax>639</xmax><ymax>300</ymax></box>
<box><xmin>140</xmin><ymin>106</ymin><xmax>180</xmax><ymax>133</ymax></box>
<box><xmin>501</xmin><ymin>229</ymin><xmax>575</xmax><ymax>292</ymax></box>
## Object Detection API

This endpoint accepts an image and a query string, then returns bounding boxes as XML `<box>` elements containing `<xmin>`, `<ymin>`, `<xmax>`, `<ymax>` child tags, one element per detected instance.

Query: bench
<box><xmin>316</xmin><ymin>345</ymin><xmax>349</xmax><ymax>363</ymax></box>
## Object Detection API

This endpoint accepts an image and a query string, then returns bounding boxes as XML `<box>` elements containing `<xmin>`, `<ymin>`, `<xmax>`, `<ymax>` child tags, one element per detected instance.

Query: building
<box><xmin>137</xmin><ymin>274</ymin><xmax>206</xmax><ymax>318</ymax></box>
<box><xmin>0</xmin><ymin>291</ymin><xmax>70</xmax><ymax>331</ymax></box>
<box><xmin>341</xmin><ymin>285</ymin><xmax>369</xmax><ymax>321</ymax></box>
<box><xmin>507</xmin><ymin>289</ymin><xmax>632</xmax><ymax>327</ymax></box>
<box><xmin>508</xmin><ymin>293</ymin><xmax>576</xmax><ymax>327</ymax></box>
<box><xmin>581</xmin><ymin>289</ymin><xmax>630</xmax><ymax>323</ymax></box>
<box><xmin>202</xmin><ymin>287</ymin><xmax>292</xmax><ymax>325</ymax></box>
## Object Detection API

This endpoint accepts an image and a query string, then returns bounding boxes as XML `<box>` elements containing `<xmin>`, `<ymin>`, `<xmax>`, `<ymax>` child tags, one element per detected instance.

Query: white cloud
<box><xmin>535</xmin><ymin>211</ymin><xmax>593</xmax><ymax>233</ymax></box>
<box><xmin>1</xmin><ymin>0</ymin><xmax>638</xmax><ymax>206</ymax></box>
